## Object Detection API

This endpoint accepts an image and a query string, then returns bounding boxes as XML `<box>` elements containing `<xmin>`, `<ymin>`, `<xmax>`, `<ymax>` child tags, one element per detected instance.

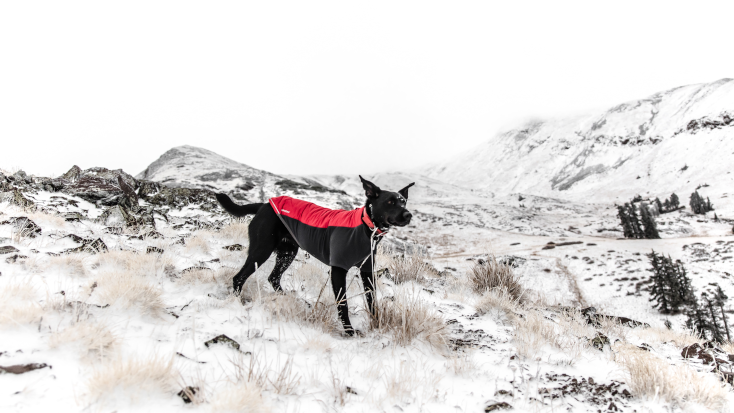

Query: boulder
<box><xmin>204</xmin><ymin>334</ymin><xmax>241</xmax><ymax>351</ymax></box>
<box><xmin>0</xmin><ymin>363</ymin><xmax>50</xmax><ymax>374</ymax></box>
<box><xmin>0</xmin><ymin>246</ymin><xmax>19</xmax><ymax>254</ymax></box>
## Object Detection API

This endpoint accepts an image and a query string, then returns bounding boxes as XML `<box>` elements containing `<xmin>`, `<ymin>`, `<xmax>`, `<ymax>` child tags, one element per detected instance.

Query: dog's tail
<box><xmin>216</xmin><ymin>193</ymin><xmax>265</xmax><ymax>217</ymax></box>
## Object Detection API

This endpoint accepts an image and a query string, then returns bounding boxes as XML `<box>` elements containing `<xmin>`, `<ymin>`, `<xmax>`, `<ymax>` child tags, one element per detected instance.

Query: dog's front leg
<box><xmin>330</xmin><ymin>266</ymin><xmax>355</xmax><ymax>335</ymax></box>
<box><xmin>360</xmin><ymin>269</ymin><xmax>377</xmax><ymax>320</ymax></box>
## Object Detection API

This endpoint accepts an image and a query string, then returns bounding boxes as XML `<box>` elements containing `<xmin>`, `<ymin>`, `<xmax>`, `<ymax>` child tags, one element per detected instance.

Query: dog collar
<box><xmin>362</xmin><ymin>208</ymin><xmax>387</xmax><ymax>235</ymax></box>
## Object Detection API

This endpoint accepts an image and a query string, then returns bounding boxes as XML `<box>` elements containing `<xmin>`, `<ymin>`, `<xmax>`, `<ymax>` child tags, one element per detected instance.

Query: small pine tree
<box><xmin>705</xmin><ymin>197</ymin><xmax>714</xmax><ymax>213</ymax></box>
<box><xmin>670</xmin><ymin>193</ymin><xmax>680</xmax><ymax>209</ymax></box>
<box><xmin>702</xmin><ymin>293</ymin><xmax>726</xmax><ymax>343</ymax></box>
<box><xmin>713</xmin><ymin>285</ymin><xmax>731</xmax><ymax>342</ymax></box>
<box><xmin>690</xmin><ymin>191</ymin><xmax>702</xmax><ymax>214</ymax></box>
<box><xmin>625</xmin><ymin>203</ymin><xmax>644</xmax><ymax>239</ymax></box>
<box><xmin>617</xmin><ymin>205</ymin><xmax>635</xmax><ymax>239</ymax></box>
<box><xmin>639</xmin><ymin>203</ymin><xmax>660</xmax><ymax>239</ymax></box>
<box><xmin>654</xmin><ymin>197</ymin><xmax>663</xmax><ymax>216</ymax></box>
<box><xmin>648</xmin><ymin>251</ymin><xmax>693</xmax><ymax>314</ymax></box>
<box><xmin>663</xmin><ymin>198</ymin><xmax>671</xmax><ymax>212</ymax></box>
<box><xmin>685</xmin><ymin>296</ymin><xmax>711</xmax><ymax>338</ymax></box>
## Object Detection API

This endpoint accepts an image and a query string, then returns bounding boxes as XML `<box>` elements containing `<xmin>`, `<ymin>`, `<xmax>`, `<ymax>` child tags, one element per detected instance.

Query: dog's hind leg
<box><xmin>267</xmin><ymin>239</ymin><xmax>299</xmax><ymax>292</ymax></box>
<box><xmin>232</xmin><ymin>204</ymin><xmax>284</xmax><ymax>294</ymax></box>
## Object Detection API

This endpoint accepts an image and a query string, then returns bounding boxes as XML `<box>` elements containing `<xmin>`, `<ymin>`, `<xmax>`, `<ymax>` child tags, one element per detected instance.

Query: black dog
<box><xmin>216</xmin><ymin>176</ymin><xmax>414</xmax><ymax>335</ymax></box>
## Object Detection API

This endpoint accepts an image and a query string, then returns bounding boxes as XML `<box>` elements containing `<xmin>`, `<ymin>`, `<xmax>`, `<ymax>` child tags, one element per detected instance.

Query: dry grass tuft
<box><xmin>631</xmin><ymin>326</ymin><xmax>702</xmax><ymax>349</ymax></box>
<box><xmin>211</xmin><ymin>381</ymin><xmax>270</xmax><ymax>413</ymax></box>
<box><xmin>468</xmin><ymin>255</ymin><xmax>523</xmax><ymax>301</ymax></box>
<box><xmin>512</xmin><ymin>309</ymin><xmax>593</xmax><ymax>361</ymax></box>
<box><xmin>185</xmin><ymin>232</ymin><xmax>212</xmax><ymax>255</ymax></box>
<box><xmin>96</xmin><ymin>250</ymin><xmax>172</xmax><ymax>278</ymax></box>
<box><xmin>615</xmin><ymin>343</ymin><xmax>727</xmax><ymax>409</ymax></box>
<box><xmin>475</xmin><ymin>287</ymin><xmax>519</xmax><ymax>319</ymax></box>
<box><xmin>387</xmin><ymin>253</ymin><xmax>428</xmax><ymax>284</ymax></box>
<box><xmin>93</xmin><ymin>272</ymin><xmax>165</xmax><ymax>315</ymax></box>
<box><xmin>218</xmin><ymin>220</ymin><xmax>250</xmax><ymax>243</ymax></box>
<box><xmin>86</xmin><ymin>354</ymin><xmax>177</xmax><ymax>404</ymax></box>
<box><xmin>721</xmin><ymin>341</ymin><xmax>734</xmax><ymax>354</ymax></box>
<box><xmin>49</xmin><ymin>321</ymin><xmax>118</xmax><ymax>358</ymax></box>
<box><xmin>229</xmin><ymin>351</ymin><xmax>300</xmax><ymax>396</ymax></box>
<box><xmin>372</xmin><ymin>286</ymin><xmax>447</xmax><ymax>348</ymax></box>
<box><xmin>263</xmin><ymin>293</ymin><xmax>341</xmax><ymax>334</ymax></box>
<box><xmin>0</xmin><ymin>281</ymin><xmax>44</xmax><ymax>326</ymax></box>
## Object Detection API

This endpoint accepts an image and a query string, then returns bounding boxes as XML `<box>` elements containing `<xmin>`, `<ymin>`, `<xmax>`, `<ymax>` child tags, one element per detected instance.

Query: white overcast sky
<box><xmin>1</xmin><ymin>1</ymin><xmax>732</xmax><ymax>177</ymax></box>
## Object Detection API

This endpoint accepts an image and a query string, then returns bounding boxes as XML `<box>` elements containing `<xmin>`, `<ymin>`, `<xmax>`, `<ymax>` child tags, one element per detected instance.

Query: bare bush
<box><xmin>615</xmin><ymin>343</ymin><xmax>727</xmax><ymax>409</ymax></box>
<box><xmin>469</xmin><ymin>256</ymin><xmax>523</xmax><ymax>300</ymax></box>
<box><xmin>229</xmin><ymin>351</ymin><xmax>300</xmax><ymax>396</ymax></box>
<box><xmin>372</xmin><ymin>286</ymin><xmax>447</xmax><ymax>348</ymax></box>
<box><xmin>96</xmin><ymin>250</ymin><xmax>172</xmax><ymax>278</ymax></box>
<box><xmin>85</xmin><ymin>354</ymin><xmax>177</xmax><ymax>404</ymax></box>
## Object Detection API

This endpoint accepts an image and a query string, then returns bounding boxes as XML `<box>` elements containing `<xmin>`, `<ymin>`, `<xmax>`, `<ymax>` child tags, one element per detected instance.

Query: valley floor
<box><xmin>1</xmin><ymin>187</ymin><xmax>733</xmax><ymax>413</ymax></box>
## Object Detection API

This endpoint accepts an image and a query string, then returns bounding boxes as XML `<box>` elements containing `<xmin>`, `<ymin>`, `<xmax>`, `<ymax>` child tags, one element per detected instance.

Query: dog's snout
<box><xmin>403</xmin><ymin>211</ymin><xmax>412</xmax><ymax>221</ymax></box>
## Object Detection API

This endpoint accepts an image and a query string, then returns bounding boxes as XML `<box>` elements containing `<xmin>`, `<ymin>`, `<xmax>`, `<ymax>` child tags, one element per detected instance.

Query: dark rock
<box><xmin>5</xmin><ymin>254</ymin><xmax>28</xmax><ymax>264</ymax></box>
<box><xmin>4</xmin><ymin>190</ymin><xmax>35</xmax><ymax>209</ymax></box>
<box><xmin>182</xmin><ymin>266</ymin><xmax>210</xmax><ymax>274</ymax></box>
<box><xmin>177</xmin><ymin>386</ymin><xmax>199</xmax><ymax>403</ymax></box>
<box><xmin>579</xmin><ymin>307</ymin><xmax>649</xmax><ymax>328</ymax></box>
<box><xmin>62</xmin><ymin>167</ymin><xmax>138</xmax><ymax>206</ymax></box>
<box><xmin>494</xmin><ymin>390</ymin><xmax>513</xmax><ymax>397</ymax></box>
<box><xmin>60</xmin><ymin>165</ymin><xmax>82</xmax><ymax>182</ymax></box>
<box><xmin>0</xmin><ymin>363</ymin><xmax>50</xmax><ymax>374</ymax></box>
<box><xmin>11</xmin><ymin>170</ymin><xmax>32</xmax><ymax>184</ymax></box>
<box><xmin>129</xmin><ymin>230</ymin><xmax>163</xmax><ymax>240</ymax></box>
<box><xmin>554</xmin><ymin>241</ymin><xmax>583</xmax><ymax>247</ymax></box>
<box><xmin>485</xmin><ymin>402</ymin><xmax>512</xmax><ymax>411</ymax></box>
<box><xmin>0</xmin><ymin>246</ymin><xmax>19</xmax><ymax>254</ymax></box>
<box><xmin>63</xmin><ymin>238</ymin><xmax>108</xmax><ymax>254</ymax></box>
<box><xmin>542</xmin><ymin>245</ymin><xmax>555</xmax><ymax>250</ymax></box>
<box><xmin>589</xmin><ymin>333</ymin><xmax>610</xmax><ymax>351</ymax></box>
<box><xmin>498</xmin><ymin>256</ymin><xmax>526</xmax><ymax>268</ymax></box>
<box><xmin>147</xmin><ymin>246</ymin><xmax>164</xmax><ymax>254</ymax></box>
<box><xmin>2</xmin><ymin>217</ymin><xmax>42</xmax><ymax>237</ymax></box>
<box><xmin>223</xmin><ymin>244</ymin><xmax>245</xmax><ymax>251</ymax></box>
<box><xmin>204</xmin><ymin>334</ymin><xmax>241</xmax><ymax>351</ymax></box>
<box><xmin>681</xmin><ymin>343</ymin><xmax>703</xmax><ymax>358</ymax></box>
<box><xmin>63</xmin><ymin>212</ymin><xmax>86</xmax><ymax>222</ymax></box>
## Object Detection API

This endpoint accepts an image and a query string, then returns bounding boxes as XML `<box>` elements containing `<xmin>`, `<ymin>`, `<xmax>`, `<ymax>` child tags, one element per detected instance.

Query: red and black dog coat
<box><xmin>269</xmin><ymin>196</ymin><xmax>384</xmax><ymax>270</ymax></box>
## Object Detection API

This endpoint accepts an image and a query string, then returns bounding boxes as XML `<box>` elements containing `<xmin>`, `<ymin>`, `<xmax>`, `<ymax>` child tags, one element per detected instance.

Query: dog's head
<box><xmin>359</xmin><ymin>175</ymin><xmax>415</xmax><ymax>228</ymax></box>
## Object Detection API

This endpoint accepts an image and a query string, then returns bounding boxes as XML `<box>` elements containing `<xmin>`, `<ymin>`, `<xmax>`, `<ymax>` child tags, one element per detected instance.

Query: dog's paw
<box><xmin>343</xmin><ymin>328</ymin><xmax>364</xmax><ymax>338</ymax></box>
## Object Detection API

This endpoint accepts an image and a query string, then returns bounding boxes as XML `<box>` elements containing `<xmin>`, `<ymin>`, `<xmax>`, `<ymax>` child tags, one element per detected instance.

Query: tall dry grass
<box><xmin>614</xmin><ymin>343</ymin><xmax>727</xmax><ymax>409</ymax></box>
<box><xmin>0</xmin><ymin>280</ymin><xmax>44</xmax><ymax>326</ymax></box>
<box><xmin>387</xmin><ymin>253</ymin><xmax>428</xmax><ymax>284</ymax></box>
<box><xmin>85</xmin><ymin>354</ymin><xmax>177</xmax><ymax>404</ymax></box>
<box><xmin>468</xmin><ymin>255</ymin><xmax>523</xmax><ymax>301</ymax></box>
<box><xmin>92</xmin><ymin>272</ymin><xmax>165</xmax><ymax>315</ymax></box>
<box><xmin>512</xmin><ymin>309</ymin><xmax>594</xmax><ymax>362</ymax></box>
<box><xmin>371</xmin><ymin>286</ymin><xmax>447</xmax><ymax>348</ymax></box>
<box><xmin>49</xmin><ymin>320</ymin><xmax>118</xmax><ymax>358</ymax></box>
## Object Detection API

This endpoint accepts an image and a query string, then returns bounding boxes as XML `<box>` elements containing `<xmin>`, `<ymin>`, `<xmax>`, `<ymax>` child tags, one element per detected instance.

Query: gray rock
<box><xmin>0</xmin><ymin>246</ymin><xmax>19</xmax><ymax>254</ymax></box>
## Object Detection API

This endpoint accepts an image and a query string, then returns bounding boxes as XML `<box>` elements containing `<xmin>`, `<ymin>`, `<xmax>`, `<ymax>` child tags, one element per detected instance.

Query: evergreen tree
<box><xmin>639</xmin><ymin>203</ymin><xmax>660</xmax><ymax>239</ymax></box>
<box><xmin>705</xmin><ymin>197</ymin><xmax>714</xmax><ymax>213</ymax></box>
<box><xmin>690</xmin><ymin>191</ymin><xmax>702</xmax><ymax>214</ymax></box>
<box><xmin>670</xmin><ymin>193</ymin><xmax>680</xmax><ymax>209</ymax></box>
<box><xmin>713</xmin><ymin>285</ymin><xmax>731</xmax><ymax>342</ymax></box>
<box><xmin>648</xmin><ymin>252</ymin><xmax>693</xmax><ymax>313</ymax></box>
<box><xmin>648</xmin><ymin>251</ymin><xmax>672</xmax><ymax>313</ymax></box>
<box><xmin>702</xmin><ymin>293</ymin><xmax>726</xmax><ymax>343</ymax></box>
<box><xmin>617</xmin><ymin>205</ymin><xmax>635</xmax><ymax>239</ymax></box>
<box><xmin>663</xmin><ymin>198</ymin><xmax>671</xmax><ymax>212</ymax></box>
<box><xmin>625</xmin><ymin>203</ymin><xmax>643</xmax><ymax>239</ymax></box>
<box><xmin>685</xmin><ymin>296</ymin><xmax>711</xmax><ymax>338</ymax></box>
<box><xmin>654</xmin><ymin>197</ymin><xmax>663</xmax><ymax>216</ymax></box>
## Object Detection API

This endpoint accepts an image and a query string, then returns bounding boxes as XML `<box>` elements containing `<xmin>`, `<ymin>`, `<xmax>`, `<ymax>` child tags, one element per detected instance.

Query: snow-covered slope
<box><xmin>423</xmin><ymin>78</ymin><xmax>734</xmax><ymax>208</ymax></box>
<box><xmin>137</xmin><ymin>145</ymin><xmax>358</xmax><ymax>210</ymax></box>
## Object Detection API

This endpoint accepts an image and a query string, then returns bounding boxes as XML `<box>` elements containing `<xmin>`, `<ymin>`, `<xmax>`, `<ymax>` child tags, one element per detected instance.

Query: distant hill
<box><xmin>421</xmin><ymin>78</ymin><xmax>734</xmax><ymax>207</ymax></box>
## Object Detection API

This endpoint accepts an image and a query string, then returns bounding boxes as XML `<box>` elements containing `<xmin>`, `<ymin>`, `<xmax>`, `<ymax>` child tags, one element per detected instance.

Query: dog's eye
<box><xmin>388</xmin><ymin>200</ymin><xmax>393</xmax><ymax>205</ymax></box>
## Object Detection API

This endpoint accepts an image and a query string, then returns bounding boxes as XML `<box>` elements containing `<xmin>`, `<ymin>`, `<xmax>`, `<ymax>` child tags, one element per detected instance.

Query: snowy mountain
<box><xmin>137</xmin><ymin>145</ymin><xmax>358</xmax><ymax>210</ymax></box>
<box><xmin>422</xmin><ymin>78</ymin><xmax>734</xmax><ymax>210</ymax></box>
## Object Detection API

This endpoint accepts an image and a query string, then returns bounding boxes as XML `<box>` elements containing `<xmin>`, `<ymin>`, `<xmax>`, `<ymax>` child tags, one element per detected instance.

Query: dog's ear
<box><xmin>398</xmin><ymin>182</ymin><xmax>415</xmax><ymax>200</ymax></box>
<box><xmin>359</xmin><ymin>175</ymin><xmax>381</xmax><ymax>199</ymax></box>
